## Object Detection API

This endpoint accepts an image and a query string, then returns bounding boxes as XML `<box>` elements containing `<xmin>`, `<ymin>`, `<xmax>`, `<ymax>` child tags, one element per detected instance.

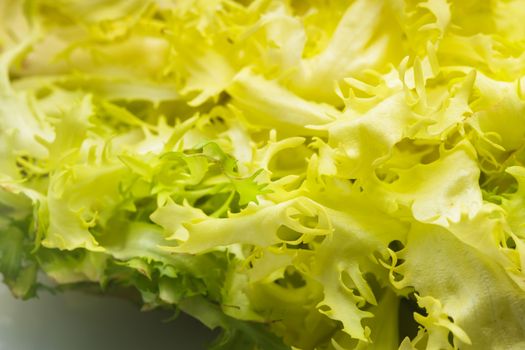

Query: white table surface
<box><xmin>0</xmin><ymin>284</ymin><xmax>214</xmax><ymax>350</ymax></box>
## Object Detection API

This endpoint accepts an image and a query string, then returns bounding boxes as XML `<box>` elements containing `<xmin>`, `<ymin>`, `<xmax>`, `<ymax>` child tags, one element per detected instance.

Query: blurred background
<box><xmin>0</xmin><ymin>284</ymin><xmax>214</xmax><ymax>350</ymax></box>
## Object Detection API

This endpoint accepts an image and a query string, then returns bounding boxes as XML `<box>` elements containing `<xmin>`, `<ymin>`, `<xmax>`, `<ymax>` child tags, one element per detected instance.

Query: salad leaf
<box><xmin>1</xmin><ymin>1</ymin><xmax>525</xmax><ymax>349</ymax></box>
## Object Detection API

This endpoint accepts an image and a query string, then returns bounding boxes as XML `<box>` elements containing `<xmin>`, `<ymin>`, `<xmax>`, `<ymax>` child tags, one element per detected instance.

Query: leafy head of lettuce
<box><xmin>1</xmin><ymin>0</ymin><xmax>525</xmax><ymax>349</ymax></box>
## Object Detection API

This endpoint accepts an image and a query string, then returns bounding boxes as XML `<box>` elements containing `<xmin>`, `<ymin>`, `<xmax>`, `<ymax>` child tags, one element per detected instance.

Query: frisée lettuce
<box><xmin>1</xmin><ymin>0</ymin><xmax>525</xmax><ymax>349</ymax></box>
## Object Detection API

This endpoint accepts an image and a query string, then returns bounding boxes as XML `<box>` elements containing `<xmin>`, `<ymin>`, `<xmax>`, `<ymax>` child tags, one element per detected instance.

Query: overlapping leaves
<box><xmin>1</xmin><ymin>1</ymin><xmax>525</xmax><ymax>350</ymax></box>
